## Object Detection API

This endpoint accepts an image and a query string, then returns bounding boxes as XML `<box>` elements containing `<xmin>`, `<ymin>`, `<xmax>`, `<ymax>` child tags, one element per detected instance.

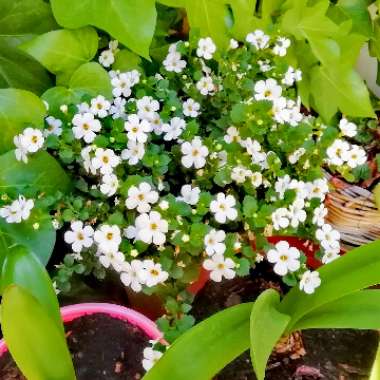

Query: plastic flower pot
<box><xmin>0</xmin><ymin>302</ymin><xmax>163</xmax><ymax>357</ymax></box>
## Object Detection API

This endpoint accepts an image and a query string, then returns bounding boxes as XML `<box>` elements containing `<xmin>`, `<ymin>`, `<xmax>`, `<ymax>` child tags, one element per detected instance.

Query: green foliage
<box><xmin>50</xmin><ymin>0</ymin><xmax>157</xmax><ymax>59</ymax></box>
<box><xmin>0</xmin><ymin>245</ymin><xmax>62</xmax><ymax>330</ymax></box>
<box><xmin>0</xmin><ymin>150</ymin><xmax>71</xmax><ymax>197</ymax></box>
<box><xmin>20</xmin><ymin>27</ymin><xmax>98</xmax><ymax>77</ymax></box>
<box><xmin>0</xmin><ymin>210</ymin><xmax>56</xmax><ymax>266</ymax></box>
<box><xmin>144</xmin><ymin>240</ymin><xmax>380</xmax><ymax>380</ymax></box>
<box><xmin>0</xmin><ymin>89</ymin><xmax>46</xmax><ymax>154</ymax></box>
<box><xmin>1</xmin><ymin>285</ymin><xmax>76</xmax><ymax>380</ymax></box>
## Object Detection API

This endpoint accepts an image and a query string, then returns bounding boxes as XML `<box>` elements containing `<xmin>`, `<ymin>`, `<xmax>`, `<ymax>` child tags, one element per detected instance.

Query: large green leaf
<box><xmin>143</xmin><ymin>303</ymin><xmax>252</xmax><ymax>380</ymax></box>
<box><xmin>0</xmin><ymin>245</ymin><xmax>62</xmax><ymax>330</ymax></box>
<box><xmin>186</xmin><ymin>0</ymin><xmax>230</xmax><ymax>49</ymax></box>
<box><xmin>42</xmin><ymin>62</ymin><xmax>112</xmax><ymax>113</ymax></box>
<box><xmin>0</xmin><ymin>150</ymin><xmax>71</xmax><ymax>197</ymax></box>
<box><xmin>250</xmin><ymin>290</ymin><xmax>290</xmax><ymax>380</ymax></box>
<box><xmin>0</xmin><ymin>0</ymin><xmax>57</xmax><ymax>35</ymax></box>
<box><xmin>279</xmin><ymin>240</ymin><xmax>380</xmax><ymax>332</ymax></box>
<box><xmin>229</xmin><ymin>0</ymin><xmax>258</xmax><ymax>40</ymax></box>
<box><xmin>0</xmin><ymin>39</ymin><xmax>52</xmax><ymax>95</ymax></box>
<box><xmin>20</xmin><ymin>27</ymin><xmax>98</xmax><ymax>76</ymax></box>
<box><xmin>50</xmin><ymin>0</ymin><xmax>157</xmax><ymax>59</ymax></box>
<box><xmin>310</xmin><ymin>63</ymin><xmax>375</xmax><ymax>121</ymax></box>
<box><xmin>0</xmin><ymin>209</ymin><xmax>56</xmax><ymax>266</ymax></box>
<box><xmin>293</xmin><ymin>290</ymin><xmax>380</xmax><ymax>330</ymax></box>
<box><xmin>0</xmin><ymin>89</ymin><xmax>46</xmax><ymax>154</ymax></box>
<box><xmin>1</xmin><ymin>285</ymin><xmax>76</xmax><ymax>380</ymax></box>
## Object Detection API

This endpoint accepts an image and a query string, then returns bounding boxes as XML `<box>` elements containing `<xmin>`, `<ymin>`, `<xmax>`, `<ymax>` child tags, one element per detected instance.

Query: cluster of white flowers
<box><xmin>99</xmin><ymin>40</ymin><xmax>119</xmax><ymax>68</ymax></box>
<box><xmin>163</xmin><ymin>43</ymin><xmax>187</xmax><ymax>73</ymax></box>
<box><xmin>14</xmin><ymin>128</ymin><xmax>44</xmax><ymax>163</ymax></box>
<box><xmin>326</xmin><ymin>138</ymin><xmax>366</xmax><ymax>169</ymax></box>
<box><xmin>142</xmin><ymin>340</ymin><xmax>164</xmax><ymax>372</ymax></box>
<box><xmin>316</xmin><ymin>223</ymin><xmax>341</xmax><ymax>264</ymax></box>
<box><xmin>0</xmin><ymin>196</ymin><xmax>34</xmax><ymax>223</ymax></box>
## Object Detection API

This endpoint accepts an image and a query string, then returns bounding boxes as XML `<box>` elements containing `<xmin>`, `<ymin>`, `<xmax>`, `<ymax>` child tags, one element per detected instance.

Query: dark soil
<box><xmin>0</xmin><ymin>313</ymin><xmax>150</xmax><ymax>380</ymax></box>
<box><xmin>192</xmin><ymin>263</ymin><xmax>379</xmax><ymax>380</ymax></box>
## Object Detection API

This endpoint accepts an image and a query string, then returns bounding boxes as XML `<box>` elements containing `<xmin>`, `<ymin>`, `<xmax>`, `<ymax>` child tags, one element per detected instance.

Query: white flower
<box><xmin>100</xmin><ymin>173</ymin><xmax>119</xmax><ymax>197</ymax></box>
<box><xmin>99</xmin><ymin>49</ymin><xmax>115</xmax><ymax>67</ymax></box>
<box><xmin>288</xmin><ymin>147</ymin><xmax>305</xmax><ymax>164</ymax></box>
<box><xmin>306</xmin><ymin>179</ymin><xmax>329</xmax><ymax>201</ymax></box>
<box><xmin>231</xmin><ymin>166</ymin><xmax>251</xmax><ymax>184</ymax></box>
<box><xmin>77</xmin><ymin>102</ymin><xmax>90</xmax><ymax>114</ymax></box>
<box><xmin>273</xmin><ymin>37</ymin><xmax>291</xmax><ymax>56</ymax></box>
<box><xmin>121</xmin><ymin>140</ymin><xmax>145</xmax><ymax>165</ymax></box>
<box><xmin>144</xmin><ymin>260</ymin><xmax>169</xmax><ymax>287</ymax></box>
<box><xmin>272</xmin><ymin>208</ymin><xmax>290</xmax><ymax>230</ymax></box>
<box><xmin>99</xmin><ymin>250</ymin><xmax>125</xmax><ymax>272</ymax></box>
<box><xmin>312</xmin><ymin>204</ymin><xmax>328</xmax><ymax>227</ymax></box>
<box><xmin>267</xmin><ymin>241</ymin><xmax>301</xmax><ymax>276</ymax></box>
<box><xmin>183</xmin><ymin>98</ymin><xmax>200</xmax><ymax>118</ymax></box>
<box><xmin>13</xmin><ymin>134</ymin><xmax>29</xmax><ymax>163</ymax></box>
<box><xmin>274</xmin><ymin>175</ymin><xmax>292</xmax><ymax>199</ymax></box>
<box><xmin>224</xmin><ymin>126</ymin><xmax>240</xmax><ymax>144</ymax></box>
<box><xmin>210</xmin><ymin>193</ymin><xmax>238</xmax><ymax>224</ymax></box>
<box><xmin>204</xmin><ymin>229</ymin><xmax>226</xmax><ymax>256</ymax></box>
<box><xmin>137</xmin><ymin>96</ymin><xmax>160</xmax><ymax>120</ymax></box>
<box><xmin>258</xmin><ymin>59</ymin><xmax>272</xmax><ymax>72</ymax></box>
<box><xmin>181</xmin><ymin>136</ymin><xmax>209</xmax><ymax>169</ymax></box>
<box><xmin>346</xmin><ymin>145</ymin><xmax>366</xmax><ymax>168</ymax></box>
<box><xmin>64</xmin><ymin>221</ymin><xmax>94</xmax><ymax>253</ymax></box>
<box><xmin>142</xmin><ymin>347</ymin><xmax>163</xmax><ymax>371</ymax></box>
<box><xmin>109</xmin><ymin>97</ymin><xmax>127</xmax><ymax>119</ymax></box>
<box><xmin>111</xmin><ymin>73</ymin><xmax>132</xmax><ymax>98</ymax></box>
<box><xmin>44</xmin><ymin>116</ymin><xmax>62</xmax><ymax>137</ymax></box>
<box><xmin>135</xmin><ymin>211</ymin><xmax>168</xmax><ymax>245</ymax></box>
<box><xmin>196</xmin><ymin>76</ymin><xmax>214</xmax><ymax>95</ymax></box>
<box><xmin>246</xmin><ymin>30</ymin><xmax>270</xmax><ymax>50</ymax></box>
<box><xmin>120</xmin><ymin>260</ymin><xmax>147</xmax><ymax>292</ymax></box>
<box><xmin>229</xmin><ymin>38</ymin><xmax>239</xmax><ymax>49</ymax></box>
<box><xmin>322</xmin><ymin>248</ymin><xmax>340</xmax><ymax>264</ymax></box>
<box><xmin>80</xmin><ymin>145</ymin><xmax>97</xmax><ymax>174</ymax></box>
<box><xmin>91</xmin><ymin>148</ymin><xmax>120</xmax><ymax>175</ymax></box>
<box><xmin>162</xmin><ymin>117</ymin><xmax>186</xmax><ymax>141</ymax></box>
<box><xmin>178</xmin><ymin>185</ymin><xmax>200</xmax><ymax>205</ymax></box>
<box><xmin>159</xmin><ymin>200</ymin><xmax>169</xmax><ymax>210</ymax></box>
<box><xmin>196</xmin><ymin>37</ymin><xmax>216</xmax><ymax>60</ymax></box>
<box><xmin>282</xmin><ymin>66</ymin><xmax>302</xmax><ymax>86</ymax></box>
<box><xmin>326</xmin><ymin>139</ymin><xmax>350</xmax><ymax>166</ymax></box>
<box><xmin>251</xmin><ymin>172</ymin><xmax>263</xmax><ymax>188</ymax></box>
<box><xmin>125</xmin><ymin>182</ymin><xmax>159</xmax><ymax>213</ymax></box>
<box><xmin>339</xmin><ymin>118</ymin><xmax>357</xmax><ymax>137</ymax></box>
<box><xmin>316</xmin><ymin>224</ymin><xmax>340</xmax><ymax>251</ymax></box>
<box><xmin>150</xmin><ymin>112</ymin><xmax>164</xmax><ymax>135</ymax></box>
<box><xmin>94</xmin><ymin>225</ymin><xmax>122</xmax><ymax>253</ymax></box>
<box><xmin>0</xmin><ymin>196</ymin><xmax>34</xmax><ymax>223</ymax></box>
<box><xmin>163</xmin><ymin>52</ymin><xmax>186</xmax><ymax>73</ymax></box>
<box><xmin>124</xmin><ymin>114</ymin><xmax>152</xmax><ymax>143</ymax></box>
<box><xmin>90</xmin><ymin>95</ymin><xmax>111</xmax><ymax>118</ymax></box>
<box><xmin>254</xmin><ymin>78</ymin><xmax>282</xmax><ymax>101</ymax></box>
<box><xmin>299</xmin><ymin>270</ymin><xmax>321</xmax><ymax>294</ymax></box>
<box><xmin>13</xmin><ymin>128</ymin><xmax>45</xmax><ymax>162</ymax></box>
<box><xmin>203</xmin><ymin>253</ymin><xmax>236</xmax><ymax>282</ymax></box>
<box><xmin>72</xmin><ymin>112</ymin><xmax>101</xmax><ymax>143</ymax></box>
<box><xmin>288</xmin><ymin>199</ymin><xmax>307</xmax><ymax>228</ymax></box>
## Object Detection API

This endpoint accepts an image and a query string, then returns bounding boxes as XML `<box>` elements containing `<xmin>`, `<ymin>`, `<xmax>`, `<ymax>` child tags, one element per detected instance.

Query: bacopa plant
<box><xmin>0</xmin><ymin>31</ymin><xmax>368</xmax><ymax>340</ymax></box>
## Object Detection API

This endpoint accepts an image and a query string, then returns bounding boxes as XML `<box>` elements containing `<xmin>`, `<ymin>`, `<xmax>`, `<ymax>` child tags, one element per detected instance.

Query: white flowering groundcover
<box><xmin>1</xmin><ymin>31</ymin><xmax>368</xmax><ymax>350</ymax></box>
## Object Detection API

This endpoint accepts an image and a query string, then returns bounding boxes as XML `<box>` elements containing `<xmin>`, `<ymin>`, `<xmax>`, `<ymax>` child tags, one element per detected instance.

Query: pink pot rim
<box><xmin>0</xmin><ymin>302</ymin><xmax>162</xmax><ymax>356</ymax></box>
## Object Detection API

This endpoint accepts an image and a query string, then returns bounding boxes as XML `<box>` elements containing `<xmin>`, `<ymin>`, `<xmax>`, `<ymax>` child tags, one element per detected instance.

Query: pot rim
<box><xmin>0</xmin><ymin>302</ymin><xmax>162</xmax><ymax>356</ymax></box>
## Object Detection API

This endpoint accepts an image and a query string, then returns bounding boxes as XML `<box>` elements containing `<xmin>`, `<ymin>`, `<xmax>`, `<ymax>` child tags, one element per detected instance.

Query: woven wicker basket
<box><xmin>325</xmin><ymin>173</ymin><xmax>380</xmax><ymax>250</ymax></box>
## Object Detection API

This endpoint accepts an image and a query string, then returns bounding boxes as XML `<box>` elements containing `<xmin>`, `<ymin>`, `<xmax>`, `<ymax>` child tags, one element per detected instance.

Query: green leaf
<box><xmin>229</xmin><ymin>0</ymin><xmax>257</xmax><ymax>40</ymax></box>
<box><xmin>41</xmin><ymin>87</ymin><xmax>81</xmax><ymax>114</ymax></box>
<box><xmin>1</xmin><ymin>285</ymin><xmax>76</xmax><ymax>380</ymax></box>
<box><xmin>20</xmin><ymin>26</ymin><xmax>98</xmax><ymax>76</ymax></box>
<box><xmin>157</xmin><ymin>0</ymin><xmax>186</xmax><ymax>6</ymax></box>
<box><xmin>243</xmin><ymin>195</ymin><xmax>258</xmax><ymax>217</ymax></box>
<box><xmin>279</xmin><ymin>240</ymin><xmax>380</xmax><ymax>332</ymax></box>
<box><xmin>113</xmin><ymin>50</ymin><xmax>142</xmax><ymax>72</ymax></box>
<box><xmin>0</xmin><ymin>150</ymin><xmax>71</xmax><ymax>196</ymax></box>
<box><xmin>0</xmin><ymin>0</ymin><xmax>57</xmax><ymax>35</ymax></box>
<box><xmin>250</xmin><ymin>289</ymin><xmax>290</xmax><ymax>380</ymax></box>
<box><xmin>261</xmin><ymin>0</ymin><xmax>282</xmax><ymax>21</ymax></box>
<box><xmin>0</xmin><ymin>39</ymin><xmax>52</xmax><ymax>95</ymax></box>
<box><xmin>0</xmin><ymin>245</ymin><xmax>62</xmax><ymax>330</ymax></box>
<box><xmin>143</xmin><ymin>303</ymin><xmax>252</xmax><ymax>380</ymax></box>
<box><xmin>310</xmin><ymin>63</ymin><xmax>375</xmax><ymax>121</ymax></box>
<box><xmin>186</xmin><ymin>0</ymin><xmax>230</xmax><ymax>49</ymax></box>
<box><xmin>0</xmin><ymin>89</ymin><xmax>46</xmax><ymax>154</ymax></box>
<box><xmin>293</xmin><ymin>290</ymin><xmax>380</xmax><ymax>330</ymax></box>
<box><xmin>50</xmin><ymin>0</ymin><xmax>157</xmax><ymax>59</ymax></box>
<box><xmin>0</xmin><ymin>209</ymin><xmax>55</xmax><ymax>266</ymax></box>
<box><xmin>69</xmin><ymin>62</ymin><xmax>113</xmax><ymax>99</ymax></box>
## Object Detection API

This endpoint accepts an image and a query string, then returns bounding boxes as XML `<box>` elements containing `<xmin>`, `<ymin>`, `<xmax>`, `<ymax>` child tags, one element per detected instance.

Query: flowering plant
<box><xmin>1</xmin><ymin>31</ymin><xmax>368</xmax><ymax>338</ymax></box>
